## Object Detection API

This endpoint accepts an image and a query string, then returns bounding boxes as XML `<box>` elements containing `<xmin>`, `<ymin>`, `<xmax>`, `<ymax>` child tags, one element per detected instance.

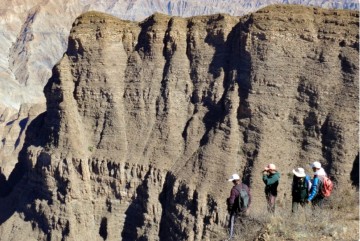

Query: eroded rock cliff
<box><xmin>0</xmin><ymin>0</ymin><xmax>358</xmax><ymax>109</ymax></box>
<box><xmin>0</xmin><ymin>5</ymin><xmax>358</xmax><ymax>241</ymax></box>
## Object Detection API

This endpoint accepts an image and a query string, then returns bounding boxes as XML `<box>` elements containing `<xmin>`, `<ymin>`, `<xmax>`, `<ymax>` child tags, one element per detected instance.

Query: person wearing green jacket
<box><xmin>263</xmin><ymin>163</ymin><xmax>280</xmax><ymax>213</ymax></box>
<box><xmin>291</xmin><ymin>167</ymin><xmax>311</xmax><ymax>212</ymax></box>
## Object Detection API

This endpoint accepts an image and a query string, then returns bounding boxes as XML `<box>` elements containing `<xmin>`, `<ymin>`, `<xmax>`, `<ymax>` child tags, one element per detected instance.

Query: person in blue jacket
<box><xmin>263</xmin><ymin>163</ymin><xmax>280</xmax><ymax>213</ymax></box>
<box><xmin>307</xmin><ymin>161</ymin><xmax>327</xmax><ymax>207</ymax></box>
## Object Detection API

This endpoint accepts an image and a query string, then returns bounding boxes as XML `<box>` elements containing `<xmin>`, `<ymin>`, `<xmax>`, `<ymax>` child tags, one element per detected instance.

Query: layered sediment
<box><xmin>0</xmin><ymin>5</ymin><xmax>358</xmax><ymax>241</ymax></box>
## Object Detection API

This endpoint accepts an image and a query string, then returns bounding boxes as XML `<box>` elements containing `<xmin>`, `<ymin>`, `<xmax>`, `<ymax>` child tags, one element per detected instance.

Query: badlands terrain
<box><xmin>0</xmin><ymin>2</ymin><xmax>358</xmax><ymax>241</ymax></box>
<box><xmin>0</xmin><ymin>0</ymin><xmax>358</xmax><ymax>195</ymax></box>
<box><xmin>0</xmin><ymin>0</ymin><xmax>358</xmax><ymax>109</ymax></box>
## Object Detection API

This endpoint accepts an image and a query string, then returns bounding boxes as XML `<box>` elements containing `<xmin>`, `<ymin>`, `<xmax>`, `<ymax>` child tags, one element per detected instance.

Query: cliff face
<box><xmin>0</xmin><ymin>5</ymin><xmax>358</xmax><ymax>241</ymax></box>
<box><xmin>0</xmin><ymin>103</ymin><xmax>45</xmax><ymax>180</ymax></box>
<box><xmin>0</xmin><ymin>0</ymin><xmax>358</xmax><ymax>110</ymax></box>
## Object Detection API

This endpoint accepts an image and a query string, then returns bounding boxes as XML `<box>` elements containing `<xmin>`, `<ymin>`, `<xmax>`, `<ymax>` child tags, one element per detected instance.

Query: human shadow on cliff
<box><xmin>195</xmin><ymin>15</ymin><xmax>254</xmax><ymax>184</ymax></box>
<box><xmin>184</xmin><ymin>16</ymin><xmax>250</xmax><ymax>142</ymax></box>
<box><xmin>0</xmin><ymin>111</ymin><xmax>53</xmax><ymax>233</ymax></box>
<box><xmin>230</xmin><ymin>17</ymin><xmax>257</xmax><ymax>185</ymax></box>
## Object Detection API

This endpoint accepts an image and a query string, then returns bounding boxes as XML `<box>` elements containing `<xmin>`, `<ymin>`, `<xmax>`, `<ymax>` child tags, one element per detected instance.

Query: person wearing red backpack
<box><xmin>307</xmin><ymin>161</ymin><xmax>327</xmax><ymax>207</ymax></box>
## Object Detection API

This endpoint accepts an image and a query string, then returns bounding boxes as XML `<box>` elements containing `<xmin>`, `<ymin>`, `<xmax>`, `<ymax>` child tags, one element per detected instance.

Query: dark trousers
<box><xmin>266</xmin><ymin>193</ymin><xmax>276</xmax><ymax>213</ymax></box>
<box><xmin>228</xmin><ymin>211</ymin><xmax>247</xmax><ymax>239</ymax></box>
<box><xmin>228</xmin><ymin>213</ymin><xmax>236</xmax><ymax>239</ymax></box>
<box><xmin>312</xmin><ymin>196</ymin><xmax>324</xmax><ymax>208</ymax></box>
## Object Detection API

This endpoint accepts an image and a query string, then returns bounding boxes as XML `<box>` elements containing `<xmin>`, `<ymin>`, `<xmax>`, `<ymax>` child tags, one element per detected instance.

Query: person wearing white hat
<box><xmin>307</xmin><ymin>161</ymin><xmax>327</xmax><ymax>207</ymax></box>
<box><xmin>227</xmin><ymin>173</ymin><xmax>252</xmax><ymax>240</ymax></box>
<box><xmin>263</xmin><ymin>163</ymin><xmax>280</xmax><ymax>213</ymax></box>
<box><xmin>291</xmin><ymin>167</ymin><xmax>311</xmax><ymax>212</ymax></box>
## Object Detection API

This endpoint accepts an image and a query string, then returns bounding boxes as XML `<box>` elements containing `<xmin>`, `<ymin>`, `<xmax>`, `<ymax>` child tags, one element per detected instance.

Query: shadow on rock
<box><xmin>0</xmin><ymin>111</ymin><xmax>52</xmax><ymax>233</ymax></box>
<box><xmin>121</xmin><ymin>170</ymin><xmax>150</xmax><ymax>241</ymax></box>
<box><xmin>350</xmin><ymin>153</ymin><xmax>359</xmax><ymax>189</ymax></box>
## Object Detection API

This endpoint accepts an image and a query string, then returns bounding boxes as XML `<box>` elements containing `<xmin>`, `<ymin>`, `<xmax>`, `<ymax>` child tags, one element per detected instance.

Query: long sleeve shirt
<box><xmin>308</xmin><ymin>169</ymin><xmax>327</xmax><ymax>201</ymax></box>
<box><xmin>263</xmin><ymin>172</ymin><xmax>280</xmax><ymax>196</ymax></box>
<box><xmin>308</xmin><ymin>176</ymin><xmax>320</xmax><ymax>201</ymax></box>
<box><xmin>292</xmin><ymin>175</ymin><xmax>311</xmax><ymax>201</ymax></box>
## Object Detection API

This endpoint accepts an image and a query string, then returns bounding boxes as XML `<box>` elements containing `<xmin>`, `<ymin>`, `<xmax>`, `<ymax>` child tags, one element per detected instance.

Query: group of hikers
<box><xmin>226</xmin><ymin>161</ymin><xmax>333</xmax><ymax>239</ymax></box>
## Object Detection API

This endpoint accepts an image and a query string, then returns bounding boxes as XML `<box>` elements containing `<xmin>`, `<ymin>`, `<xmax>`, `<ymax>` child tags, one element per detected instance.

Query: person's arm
<box><xmin>262</xmin><ymin>172</ymin><xmax>268</xmax><ymax>184</ymax></box>
<box><xmin>263</xmin><ymin>172</ymin><xmax>280</xmax><ymax>185</ymax></box>
<box><xmin>227</xmin><ymin>187</ymin><xmax>238</xmax><ymax>213</ymax></box>
<box><xmin>228</xmin><ymin>187</ymin><xmax>237</xmax><ymax>205</ymax></box>
<box><xmin>308</xmin><ymin>177</ymin><xmax>319</xmax><ymax>201</ymax></box>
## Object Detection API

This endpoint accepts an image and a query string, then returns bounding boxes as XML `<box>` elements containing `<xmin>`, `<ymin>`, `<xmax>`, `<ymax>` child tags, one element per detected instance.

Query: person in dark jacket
<box><xmin>227</xmin><ymin>173</ymin><xmax>251</xmax><ymax>240</ymax></box>
<box><xmin>291</xmin><ymin>167</ymin><xmax>311</xmax><ymax>212</ymax></box>
<box><xmin>262</xmin><ymin>163</ymin><xmax>280</xmax><ymax>213</ymax></box>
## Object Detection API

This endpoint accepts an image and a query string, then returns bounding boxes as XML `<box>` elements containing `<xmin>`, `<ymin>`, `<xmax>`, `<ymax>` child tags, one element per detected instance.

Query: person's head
<box><xmin>264</xmin><ymin>163</ymin><xmax>277</xmax><ymax>174</ymax></box>
<box><xmin>228</xmin><ymin>173</ymin><xmax>241</xmax><ymax>185</ymax></box>
<box><xmin>311</xmin><ymin>161</ymin><xmax>321</xmax><ymax>173</ymax></box>
<box><xmin>292</xmin><ymin>167</ymin><xmax>306</xmax><ymax>179</ymax></box>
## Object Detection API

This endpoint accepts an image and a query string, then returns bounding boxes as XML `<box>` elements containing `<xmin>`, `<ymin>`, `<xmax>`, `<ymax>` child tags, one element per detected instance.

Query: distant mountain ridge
<box><xmin>0</xmin><ymin>0</ymin><xmax>358</xmax><ymax>109</ymax></box>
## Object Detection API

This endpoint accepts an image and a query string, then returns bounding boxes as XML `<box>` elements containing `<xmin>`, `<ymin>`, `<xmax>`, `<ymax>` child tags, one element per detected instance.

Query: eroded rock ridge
<box><xmin>0</xmin><ymin>5</ymin><xmax>358</xmax><ymax>241</ymax></box>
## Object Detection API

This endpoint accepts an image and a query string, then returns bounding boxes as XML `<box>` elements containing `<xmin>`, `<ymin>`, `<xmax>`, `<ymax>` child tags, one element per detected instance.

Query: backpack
<box><xmin>319</xmin><ymin>176</ymin><xmax>333</xmax><ymax>197</ymax></box>
<box><xmin>234</xmin><ymin>184</ymin><xmax>249</xmax><ymax>212</ymax></box>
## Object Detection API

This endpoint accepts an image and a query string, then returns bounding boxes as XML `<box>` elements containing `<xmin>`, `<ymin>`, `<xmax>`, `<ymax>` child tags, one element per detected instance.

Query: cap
<box><xmin>311</xmin><ymin>161</ymin><xmax>321</xmax><ymax>169</ymax></box>
<box><xmin>228</xmin><ymin>173</ymin><xmax>240</xmax><ymax>182</ymax></box>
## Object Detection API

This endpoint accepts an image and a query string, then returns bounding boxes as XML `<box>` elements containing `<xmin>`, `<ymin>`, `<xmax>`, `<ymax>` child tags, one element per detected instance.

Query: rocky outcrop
<box><xmin>0</xmin><ymin>5</ymin><xmax>358</xmax><ymax>241</ymax></box>
<box><xmin>0</xmin><ymin>0</ymin><xmax>358</xmax><ymax>109</ymax></box>
<box><xmin>0</xmin><ymin>103</ymin><xmax>45</xmax><ymax>180</ymax></box>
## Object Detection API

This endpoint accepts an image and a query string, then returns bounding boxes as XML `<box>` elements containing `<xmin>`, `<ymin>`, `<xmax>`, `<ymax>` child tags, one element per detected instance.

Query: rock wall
<box><xmin>0</xmin><ymin>5</ymin><xmax>358</xmax><ymax>241</ymax></box>
<box><xmin>0</xmin><ymin>103</ymin><xmax>45</xmax><ymax>181</ymax></box>
<box><xmin>0</xmin><ymin>0</ymin><xmax>358</xmax><ymax>109</ymax></box>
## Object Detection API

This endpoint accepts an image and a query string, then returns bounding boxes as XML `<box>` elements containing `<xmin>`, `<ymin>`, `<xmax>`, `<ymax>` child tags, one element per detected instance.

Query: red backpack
<box><xmin>320</xmin><ymin>176</ymin><xmax>333</xmax><ymax>197</ymax></box>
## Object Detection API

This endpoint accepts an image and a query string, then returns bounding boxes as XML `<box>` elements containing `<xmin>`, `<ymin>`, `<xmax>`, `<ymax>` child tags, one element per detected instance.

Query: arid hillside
<box><xmin>0</xmin><ymin>5</ymin><xmax>358</xmax><ymax>241</ymax></box>
<box><xmin>1</xmin><ymin>0</ymin><xmax>357</xmax><ymax>192</ymax></box>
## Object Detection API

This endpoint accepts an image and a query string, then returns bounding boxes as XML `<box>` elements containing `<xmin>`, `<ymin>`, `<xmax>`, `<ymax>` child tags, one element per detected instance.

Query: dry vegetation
<box><xmin>217</xmin><ymin>188</ymin><xmax>359</xmax><ymax>241</ymax></box>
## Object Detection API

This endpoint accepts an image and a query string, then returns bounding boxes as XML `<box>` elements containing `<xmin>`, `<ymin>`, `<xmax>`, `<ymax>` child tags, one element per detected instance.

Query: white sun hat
<box><xmin>228</xmin><ymin>173</ymin><xmax>240</xmax><ymax>181</ymax></box>
<box><xmin>311</xmin><ymin>161</ymin><xmax>321</xmax><ymax>169</ymax></box>
<box><xmin>292</xmin><ymin>167</ymin><xmax>306</xmax><ymax>177</ymax></box>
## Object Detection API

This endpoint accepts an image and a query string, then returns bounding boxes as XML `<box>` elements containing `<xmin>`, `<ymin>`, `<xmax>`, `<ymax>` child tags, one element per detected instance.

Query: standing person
<box><xmin>227</xmin><ymin>173</ymin><xmax>251</xmax><ymax>240</ymax></box>
<box><xmin>291</xmin><ymin>167</ymin><xmax>311</xmax><ymax>212</ymax></box>
<box><xmin>307</xmin><ymin>161</ymin><xmax>327</xmax><ymax>207</ymax></box>
<box><xmin>262</xmin><ymin>164</ymin><xmax>280</xmax><ymax>213</ymax></box>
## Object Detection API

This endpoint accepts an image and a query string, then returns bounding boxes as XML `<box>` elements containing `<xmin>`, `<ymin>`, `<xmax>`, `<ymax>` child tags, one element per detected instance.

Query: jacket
<box><xmin>228</xmin><ymin>183</ymin><xmax>252</xmax><ymax>212</ymax></box>
<box><xmin>263</xmin><ymin>172</ymin><xmax>280</xmax><ymax>196</ymax></box>
<box><xmin>292</xmin><ymin>175</ymin><xmax>310</xmax><ymax>202</ymax></box>
<box><xmin>308</xmin><ymin>168</ymin><xmax>327</xmax><ymax>201</ymax></box>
